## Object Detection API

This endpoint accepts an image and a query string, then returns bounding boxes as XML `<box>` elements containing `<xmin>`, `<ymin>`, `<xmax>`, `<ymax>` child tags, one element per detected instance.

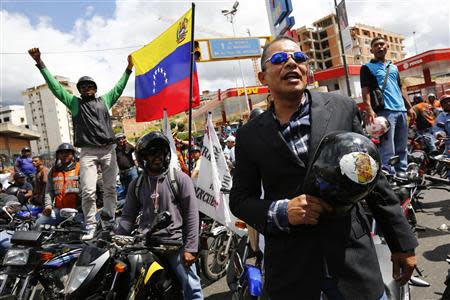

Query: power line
<box><xmin>1</xmin><ymin>45</ymin><xmax>143</xmax><ymax>55</ymax></box>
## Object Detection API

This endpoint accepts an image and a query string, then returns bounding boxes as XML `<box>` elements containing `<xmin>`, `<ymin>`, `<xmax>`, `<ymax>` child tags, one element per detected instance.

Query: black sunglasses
<box><xmin>264</xmin><ymin>51</ymin><xmax>309</xmax><ymax>66</ymax></box>
<box><xmin>79</xmin><ymin>83</ymin><xmax>96</xmax><ymax>89</ymax></box>
<box><xmin>145</xmin><ymin>147</ymin><xmax>166</xmax><ymax>157</ymax></box>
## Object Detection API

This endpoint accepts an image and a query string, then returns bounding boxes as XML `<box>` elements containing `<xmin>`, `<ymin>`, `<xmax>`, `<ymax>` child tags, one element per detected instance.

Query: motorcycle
<box><xmin>0</xmin><ymin>208</ymin><xmax>85</xmax><ymax>300</ymax></box>
<box><xmin>199</xmin><ymin>219</ymin><xmax>238</xmax><ymax>282</ymax></box>
<box><xmin>63</xmin><ymin>211</ymin><xmax>183</xmax><ymax>300</ymax></box>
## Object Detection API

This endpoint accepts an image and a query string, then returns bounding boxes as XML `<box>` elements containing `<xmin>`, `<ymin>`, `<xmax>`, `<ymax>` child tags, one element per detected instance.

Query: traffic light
<box><xmin>194</xmin><ymin>41</ymin><xmax>202</xmax><ymax>62</ymax></box>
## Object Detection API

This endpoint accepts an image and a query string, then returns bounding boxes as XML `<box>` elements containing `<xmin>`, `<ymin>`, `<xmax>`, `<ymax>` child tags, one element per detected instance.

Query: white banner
<box><xmin>162</xmin><ymin>110</ymin><xmax>180</xmax><ymax>171</ymax></box>
<box><xmin>195</xmin><ymin>113</ymin><xmax>244</xmax><ymax>236</ymax></box>
<box><xmin>342</xmin><ymin>27</ymin><xmax>353</xmax><ymax>52</ymax></box>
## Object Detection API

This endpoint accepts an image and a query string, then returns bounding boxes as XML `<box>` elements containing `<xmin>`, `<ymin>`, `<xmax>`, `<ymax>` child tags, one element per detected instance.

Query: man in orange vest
<box><xmin>37</xmin><ymin>143</ymin><xmax>82</xmax><ymax>226</ymax></box>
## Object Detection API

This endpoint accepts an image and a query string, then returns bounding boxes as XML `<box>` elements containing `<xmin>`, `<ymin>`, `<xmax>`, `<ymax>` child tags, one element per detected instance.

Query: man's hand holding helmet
<box><xmin>287</xmin><ymin>195</ymin><xmax>332</xmax><ymax>225</ymax></box>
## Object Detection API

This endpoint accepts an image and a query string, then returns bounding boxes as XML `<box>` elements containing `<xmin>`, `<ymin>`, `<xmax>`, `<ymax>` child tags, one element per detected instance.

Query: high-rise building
<box><xmin>22</xmin><ymin>76</ymin><xmax>76</xmax><ymax>154</ymax></box>
<box><xmin>296</xmin><ymin>14</ymin><xmax>405</xmax><ymax>71</ymax></box>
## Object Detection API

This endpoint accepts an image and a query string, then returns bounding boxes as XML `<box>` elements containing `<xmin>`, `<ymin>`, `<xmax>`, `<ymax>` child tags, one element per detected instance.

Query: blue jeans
<box><xmin>378</xmin><ymin>110</ymin><xmax>408</xmax><ymax>174</ymax></box>
<box><xmin>35</xmin><ymin>208</ymin><xmax>84</xmax><ymax>227</ymax></box>
<box><xmin>0</xmin><ymin>230</ymin><xmax>13</xmax><ymax>255</ymax></box>
<box><xmin>166</xmin><ymin>249</ymin><xmax>203</xmax><ymax>300</ymax></box>
<box><xmin>119</xmin><ymin>167</ymin><xmax>138</xmax><ymax>195</ymax></box>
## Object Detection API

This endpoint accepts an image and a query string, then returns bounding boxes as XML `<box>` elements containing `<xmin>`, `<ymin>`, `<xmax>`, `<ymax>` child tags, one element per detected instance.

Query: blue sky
<box><xmin>1</xmin><ymin>0</ymin><xmax>115</xmax><ymax>32</ymax></box>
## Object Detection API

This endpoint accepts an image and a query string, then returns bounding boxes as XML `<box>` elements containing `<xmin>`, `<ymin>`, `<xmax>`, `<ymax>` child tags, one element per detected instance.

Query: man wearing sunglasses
<box><xmin>230</xmin><ymin>36</ymin><xmax>417</xmax><ymax>300</ymax></box>
<box><xmin>28</xmin><ymin>47</ymin><xmax>134</xmax><ymax>240</ymax></box>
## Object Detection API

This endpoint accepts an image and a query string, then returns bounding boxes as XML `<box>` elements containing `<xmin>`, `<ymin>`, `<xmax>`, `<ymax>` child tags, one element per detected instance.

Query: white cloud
<box><xmin>85</xmin><ymin>5</ymin><xmax>95</xmax><ymax>17</ymax></box>
<box><xmin>0</xmin><ymin>0</ymin><xmax>448</xmax><ymax>106</ymax></box>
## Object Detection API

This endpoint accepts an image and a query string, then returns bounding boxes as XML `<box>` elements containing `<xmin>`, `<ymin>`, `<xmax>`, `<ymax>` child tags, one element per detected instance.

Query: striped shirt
<box><xmin>267</xmin><ymin>94</ymin><xmax>311</xmax><ymax>233</ymax></box>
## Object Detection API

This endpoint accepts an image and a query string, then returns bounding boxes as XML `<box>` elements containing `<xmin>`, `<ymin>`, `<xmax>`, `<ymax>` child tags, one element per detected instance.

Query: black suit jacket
<box><xmin>230</xmin><ymin>90</ymin><xmax>418</xmax><ymax>300</ymax></box>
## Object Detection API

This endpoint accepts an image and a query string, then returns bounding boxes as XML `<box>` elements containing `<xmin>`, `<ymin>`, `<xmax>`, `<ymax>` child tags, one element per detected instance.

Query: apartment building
<box><xmin>0</xmin><ymin>105</ymin><xmax>27</xmax><ymax>126</ymax></box>
<box><xmin>296</xmin><ymin>14</ymin><xmax>405</xmax><ymax>71</ymax></box>
<box><xmin>22</xmin><ymin>76</ymin><xmax>76</xmax><ymax>154</ymax></box>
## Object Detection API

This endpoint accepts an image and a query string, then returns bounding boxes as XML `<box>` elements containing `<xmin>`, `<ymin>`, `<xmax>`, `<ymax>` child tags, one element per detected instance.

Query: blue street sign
<box><xmin>275</xmin><ymin>16</ymin><xmax>295</xmax><ymax>36</ymax></box>
<box><xmin>209</xmin><ymin>38</ymin><xmax>261</xmax><ymax>59</ymax></box>
<box><xmin>270</xmin><ymin>0</ymin><xmax>293</xmax><ymax>26</ymax></box>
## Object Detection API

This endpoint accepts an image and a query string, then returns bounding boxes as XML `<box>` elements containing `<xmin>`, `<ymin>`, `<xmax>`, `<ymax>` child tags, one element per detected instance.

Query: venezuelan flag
<box><xmin>132</xmin><ymin>8</ymin><xmax>200</xmax><ymax>122</ymax></box>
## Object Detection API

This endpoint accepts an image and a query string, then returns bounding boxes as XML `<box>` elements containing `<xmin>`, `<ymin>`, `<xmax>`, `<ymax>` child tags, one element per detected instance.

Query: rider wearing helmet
<box><xmin>190</xmin><ymin>144</ymin><xmax>202</xmax><ymax>180</ymax></box>
<box><xmin>116</xmin><ymin>131</ymin><xmax>203</xmax><ymax>300</ymax></box>
<box><xmin>413</xmin><ymin>94</ymin><xmax>437</xmax><ymax>153</ymax></box>
<box><xmin>28</xmin><ymin>47</ymin><xmax>134</xmax><ymax>240</ymax></box>
<box><xmin>38</xmin><ymin>143</ymin><xmax>82</xmax><ymax>226</ymax></box>
<box><xmin>427</xmin><ymin>93</ymin><xmax>442</xmax><ymax>112</ymax></box>
<box><xmin>9</xmin><ymin>172</ymin><xmax>32</xmax><ymax>203</ymax></box>
<box><xmin>433</xmin><ymin>94</ymin><xmax>450</xmax><ymax>179</ymax></box>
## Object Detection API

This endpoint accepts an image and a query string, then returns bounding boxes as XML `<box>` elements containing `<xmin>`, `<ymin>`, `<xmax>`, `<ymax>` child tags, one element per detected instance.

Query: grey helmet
<box><xmin>76</xmin><ymin>76</ymin><xmax>97</xmax><ymax>91</ymax></box>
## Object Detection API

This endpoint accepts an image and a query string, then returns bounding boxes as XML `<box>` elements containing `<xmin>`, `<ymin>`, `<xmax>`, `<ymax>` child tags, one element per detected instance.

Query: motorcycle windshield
<box><xmin>76</xmin><ymin>246</ymin><xmax>108</xmax><ymax>266</ymax></box>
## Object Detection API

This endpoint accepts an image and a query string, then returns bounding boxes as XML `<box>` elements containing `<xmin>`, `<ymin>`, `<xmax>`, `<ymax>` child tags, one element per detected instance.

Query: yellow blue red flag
<box><xmin>132</xmin><ymin>8</ymin><xmax>200</xmax><ymax>122</ymax></box>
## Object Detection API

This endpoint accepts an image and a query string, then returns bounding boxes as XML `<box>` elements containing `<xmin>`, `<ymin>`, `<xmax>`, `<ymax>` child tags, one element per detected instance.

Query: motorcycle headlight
<box><xmin>64</xmin><ymin>265</ymin><xmax>94</xmax><ymax>294</ymax></box>
<box><xmin>407</xmin><ymin>163</ymin><xmax>420</xmax><ymax>177</ymax></box>
<box><xmin>3</xmin><ymin>249</ymin><xmax>30</xmax><ymax>266</ymax></box>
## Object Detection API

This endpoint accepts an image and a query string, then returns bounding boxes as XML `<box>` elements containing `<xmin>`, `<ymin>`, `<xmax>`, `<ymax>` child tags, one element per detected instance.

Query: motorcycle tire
<box><xmin>200</xmin><ymin>232</ymin><xmax>237</xmax><ymax>281</ymax></box>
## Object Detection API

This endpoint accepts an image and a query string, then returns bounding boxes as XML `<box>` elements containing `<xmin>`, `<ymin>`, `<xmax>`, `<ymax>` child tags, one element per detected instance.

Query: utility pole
<box><xmin>413</xmin><ymin>31</ymin><xmax>418</xmax><ymax>55</ymax></box>
<box><xmin>222</xmin><ymin>1</ymin><xmax>251</xmax><ymax>115</ymax></box>
<box><xmin>334</xmin><ymin>0</ymin><xmax>352</xmax><ymax>97</ymax></box>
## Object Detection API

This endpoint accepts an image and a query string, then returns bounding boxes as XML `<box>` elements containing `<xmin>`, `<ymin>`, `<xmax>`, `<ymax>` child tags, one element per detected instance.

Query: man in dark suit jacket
<box><xmin>229</xmin><ymin>36</ymin><xmax>418</xmax><ymax>300</ymax></box>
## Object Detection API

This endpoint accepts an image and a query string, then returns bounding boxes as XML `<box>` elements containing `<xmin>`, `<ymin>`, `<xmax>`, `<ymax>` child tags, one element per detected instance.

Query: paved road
<box><xmin>203</xmin><ymin>186</ymin><xmax>450</xmax><ymax>300</ymax></box>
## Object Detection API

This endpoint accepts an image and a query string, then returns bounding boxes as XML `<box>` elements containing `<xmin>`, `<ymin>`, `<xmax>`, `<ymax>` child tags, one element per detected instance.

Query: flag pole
<box><xmin>188</xmin><ymin>2</ymin><xmax>196</xmax><ymax>177</ymax></box>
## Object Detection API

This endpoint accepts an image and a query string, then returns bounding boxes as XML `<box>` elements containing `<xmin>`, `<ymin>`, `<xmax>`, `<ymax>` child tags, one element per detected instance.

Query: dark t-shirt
<box><xmin>32</xmin><ymin>167</ymin><xmax>49</xmax><ymax>206</ymax></box>
<box><xmin>116</xmin><ymin>143</ymin><xmax>135</xmax><ymax>170</ymax></box>
<box><xmin>12</xmin><ymin>182</ymin><xmax>33</xmax><ymax>193</ymax></box>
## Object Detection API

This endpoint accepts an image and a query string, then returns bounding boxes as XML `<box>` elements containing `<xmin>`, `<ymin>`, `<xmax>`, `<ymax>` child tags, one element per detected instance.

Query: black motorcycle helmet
<box><xmin>5</xmin><ymin>186</ymin><xmax>26</xmax><ymax>204</ymax></box>
<box><xmin>56</xmin><ymin>143</ymin><xmax>76</xmax><ymax>154</ymax></box>
<box><xmin>249</xmin><ymin>108</ymin><xmax>264</xmax><ymax>121</ymax></box>
<box><xmin>191</xmin><ymin>145</ymin><xmax>201</xmax><ymax>153</ymax></box>
<box><xmin>305</xmin><ymin>131</ymin><xmax>381</xmax><ymax>217</ymax></box>
<box><xmin>135</xmin><ymin>131</ymin><xmax>171</xmax><ymax>174</ymax></box>
<box><xmin>13</xmin><ymin>172</ymin><xmax>26</xmax><ymax>180</ymax></box>
<box><xmin>76</xmin><ymin>76</ymin><xmax>97</xmax><ymax>91</ymax></box>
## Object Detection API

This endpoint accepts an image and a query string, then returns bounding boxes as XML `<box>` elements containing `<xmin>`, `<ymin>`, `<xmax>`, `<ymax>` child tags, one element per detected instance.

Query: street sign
<box><xmin>269</xmin><ymin>0</ymin><xmax>293</xmax><ymax>26</ymax></box>
<box><xmin>275</xmin><ymin>16</ymin><xmax>295</xmax><ymax>36</ymax></box>
<box><xmin>209</xmin><ymin>38</ymin><xmax>261</xmax><ymax>59</ymax></box>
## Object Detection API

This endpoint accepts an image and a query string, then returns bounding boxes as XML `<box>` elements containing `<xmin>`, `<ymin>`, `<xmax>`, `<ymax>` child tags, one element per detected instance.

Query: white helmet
<box><xmin>365</xmin><ymin>116</ymin><xmax>390</xmax><ymax>138</ymax></box>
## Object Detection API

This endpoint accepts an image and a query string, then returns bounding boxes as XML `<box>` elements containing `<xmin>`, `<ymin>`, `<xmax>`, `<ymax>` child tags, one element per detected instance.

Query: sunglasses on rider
<box><xmin>145</xmin><ymin>147</ymin><xmax>166</xmax><ymax>157</ymax></box>
<box><xmin>264</xmin><ymin>51</ymin><xmax>309</xmax><ymax>67</ymax></box>
<box><xmin>79</xmin><ymin>82</ymin><xmax>96</xmax><ymax>89</ymax></box>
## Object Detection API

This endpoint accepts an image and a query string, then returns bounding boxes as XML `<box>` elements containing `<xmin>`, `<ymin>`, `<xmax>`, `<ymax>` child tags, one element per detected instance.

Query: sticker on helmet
<box><xmin>339</xmin><ymin>152</ymin><xmax>378</xmax><ymax>184</ymax></box>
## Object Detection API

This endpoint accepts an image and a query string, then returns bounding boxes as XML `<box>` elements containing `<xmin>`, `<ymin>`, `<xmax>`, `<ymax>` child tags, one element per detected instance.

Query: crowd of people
<box><xmin>0</xmin><ymin>35</ymin><xmax>448</xmax><ymax>300</ymax></box>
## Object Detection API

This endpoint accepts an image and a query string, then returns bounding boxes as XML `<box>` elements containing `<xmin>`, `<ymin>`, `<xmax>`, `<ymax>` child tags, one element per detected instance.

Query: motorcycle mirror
<box><xmin>60</xmin><ymin>208</ymin><xmax>78</xmax><ymax>219</ymax></box>
<box><xmin>388</xmin><ymin>155</ymin><xmax>400</xmax><ymax>166</ymax></box>
<box><xmin>149</xmin><ymin>211</ymin><xmax>172</xmax><ymax>233</ymax></box>
<box><xmin>437</xmin><ymin>122</ymin><xmax>445</xmax><ymax>129</ymax></box>
<box><xmin>409</xmin><ymin>276</ymin><xmax>430</xmax><ymax>287</ymax></box>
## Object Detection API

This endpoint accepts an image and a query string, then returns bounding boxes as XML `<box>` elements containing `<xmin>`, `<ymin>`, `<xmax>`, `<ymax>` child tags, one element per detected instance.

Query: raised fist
<box><xmin>28</xmin><ymin>48</ymin><xmax>42</xmax><ymax>63</ymax></box>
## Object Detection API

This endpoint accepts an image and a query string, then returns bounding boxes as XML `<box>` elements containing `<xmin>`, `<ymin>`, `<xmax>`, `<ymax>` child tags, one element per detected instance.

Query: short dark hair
<box><xmin>370</xmin><ymin>36</ymin><xmax>385</xmax><ymax>47</ymax></box>
<box><xmin>260</xmin><ymin>36</ymin><xmax>297</xmax><ymax>71</ymax></box>
<box><xmin>32</xmin><ymin>155</ymin><xmax>43</xmax><ymax>161</ymax></box>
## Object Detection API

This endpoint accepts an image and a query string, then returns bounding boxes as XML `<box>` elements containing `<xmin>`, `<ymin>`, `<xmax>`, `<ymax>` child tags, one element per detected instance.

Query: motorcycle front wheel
<box><xmin>201</xmin><ymin>232</ymin><xmax>237</xmax><ymax>281</ymax></box>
